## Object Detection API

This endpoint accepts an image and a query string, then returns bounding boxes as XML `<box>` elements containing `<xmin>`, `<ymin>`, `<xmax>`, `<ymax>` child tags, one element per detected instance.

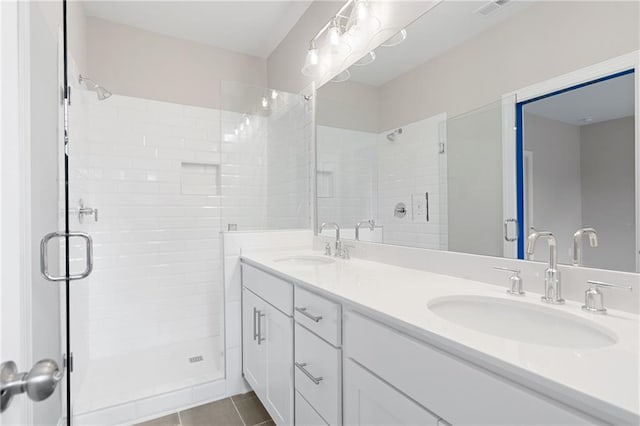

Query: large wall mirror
<box><xmin>315</xmin><ymin>0</ymin><xmax>639</xmax><ymax>273</ymax></box>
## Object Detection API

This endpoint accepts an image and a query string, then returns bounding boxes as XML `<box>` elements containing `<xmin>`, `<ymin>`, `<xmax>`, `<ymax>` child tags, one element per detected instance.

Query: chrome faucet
<box><xmin>355</xmin><ymin>220</ymin><xmax>375</xmax><ymax>241</ymax></box>
<box><xmin>320</xmin><ymin>222</ymin><xmax>342</xmax><ymax>257</ymax></box>
<box><xmin>527</xmin><ymin>230</ymin><xmax>564</xmax><ymax>304</ymax></box>
<box><xmin>572</xmin><ymin>228</ymin><xmax>598</xmax><ymax>267</ymax></box>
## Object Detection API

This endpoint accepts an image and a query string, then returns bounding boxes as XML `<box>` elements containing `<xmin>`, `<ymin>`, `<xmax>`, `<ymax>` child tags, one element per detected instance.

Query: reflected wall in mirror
<box><xmin>315</xmin><ymin>0</ymin><xmax>639</xmax><ymax>273</ymax></box>
<box><xmin>521</xmin><ymin>71</ymin><xmax>636</xmax><ymax>272</ymax></box>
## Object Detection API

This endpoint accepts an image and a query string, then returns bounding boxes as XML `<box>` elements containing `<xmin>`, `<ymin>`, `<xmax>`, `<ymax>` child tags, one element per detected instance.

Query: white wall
<box><xmin>86</xmin><ymin>16</ymin><xmax>267</xmax><ymax>109</ymax></box>
<box><xmin>581</xmin><ymin>116</ymin><xmax>636</xmax><ymax>272</ymax></box>
<box><xmin>523</xmin><ymin>113</ymin><xmax>583</xmax><ymax>264</ymax></box>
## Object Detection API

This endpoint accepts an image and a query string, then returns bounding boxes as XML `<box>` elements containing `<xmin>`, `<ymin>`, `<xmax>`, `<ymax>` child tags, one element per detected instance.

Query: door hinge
<box><xmin>63</xmin><ymin>353</ymin><xmax>74</xmax><ymax>373</ymax></box>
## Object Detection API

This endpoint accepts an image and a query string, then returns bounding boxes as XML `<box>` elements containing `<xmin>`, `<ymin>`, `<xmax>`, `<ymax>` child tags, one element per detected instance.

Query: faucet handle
<box><xmin>493</xmin><ymin>267</ymin><xmax>524</xmax><ymax>296</ymax></box>
<box><xmin>324</xmin><ymin>242</ymin><xmax>332</xmax><ymax>256</ymax></box>
<box><xmin>582</xmin><ymin>280</ymin><xmax>632</xmax><ymax>314</ymax></box>
<box><xmin>342</xmin><ymin>244</ymin><xmax>355</xmax><ymax>260</ymax></box>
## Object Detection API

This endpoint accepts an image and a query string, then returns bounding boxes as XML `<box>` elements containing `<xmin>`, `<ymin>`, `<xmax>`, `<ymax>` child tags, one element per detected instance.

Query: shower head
<box><xmin>79</xmin><ymin>74</ymin><xmax>112</xmax><ymax>100</ymax></box>
<box><xmin>386</xmin><ymin>128</ymin><xmax>403</xmax><ymax>142</ymax></box>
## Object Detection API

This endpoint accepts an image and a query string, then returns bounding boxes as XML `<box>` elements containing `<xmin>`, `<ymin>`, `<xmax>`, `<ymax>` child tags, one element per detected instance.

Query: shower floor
<box><xmin>73</xmin><ymin>336</ymin><xmax>224</xmax><ymax>415</ymax></box>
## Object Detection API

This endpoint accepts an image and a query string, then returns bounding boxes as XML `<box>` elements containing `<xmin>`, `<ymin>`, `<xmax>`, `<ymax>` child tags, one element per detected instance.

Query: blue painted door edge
<box><xmin>514</xmin><ymin>68</ymin><xmax>635</xmax><ymax>259</ymax></box>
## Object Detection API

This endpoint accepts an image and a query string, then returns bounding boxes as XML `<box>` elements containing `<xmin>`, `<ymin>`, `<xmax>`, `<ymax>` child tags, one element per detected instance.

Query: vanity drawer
<box><xmin>295</xmin><ymin>390</ymin><xmax>329</xmax><ymax>426</ymax></box>
<box><xmin>242</xmin><ymin>263</ymin><xmax>293</xmax><ymax>315</ymax></box>
<box><xmin>294</xmin><ymin>286</ymin><xmax>341</xmax><ymax>346</ymax></box>
<box><xmin>295</xmin><ymin>323</ymin><xmax>342</xmax><ymax>425</ymax></box>
<box><xmin>344</xmin><ymin>310</ymin><xmax>598</xmax><ymax>425</ymax></box>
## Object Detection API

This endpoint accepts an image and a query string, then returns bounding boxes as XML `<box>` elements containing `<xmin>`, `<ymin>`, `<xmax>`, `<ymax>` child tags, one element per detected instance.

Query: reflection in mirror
<box><xmin>315</xmin><ymin>0</ymin><xmax>639</xmax><ymax>273</ymax></box>
<box><xmin>521</xmin><ymin>71</ymin><xmax>636</xmax><ymax>272</ymax></box>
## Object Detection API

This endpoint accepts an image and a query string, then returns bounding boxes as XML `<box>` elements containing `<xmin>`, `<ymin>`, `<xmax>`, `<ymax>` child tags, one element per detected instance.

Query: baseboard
<box><xmin>73</xmin><ymin>378</ymin><xmax>230</xmax><ymax>426</ymax></box>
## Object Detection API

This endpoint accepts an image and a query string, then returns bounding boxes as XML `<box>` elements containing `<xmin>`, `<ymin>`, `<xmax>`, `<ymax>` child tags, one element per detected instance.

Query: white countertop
<box><xmin>240</xmin><ymin>249</ymin><xmax>640</xmax><ymax>424</ymax></box>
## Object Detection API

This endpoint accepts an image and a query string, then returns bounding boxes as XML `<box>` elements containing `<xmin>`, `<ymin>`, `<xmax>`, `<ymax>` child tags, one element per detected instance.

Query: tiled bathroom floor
<box><xmin>136</xmin><ymin>392</ymin><xmax>274</xmax><ymax>426</ymax></box>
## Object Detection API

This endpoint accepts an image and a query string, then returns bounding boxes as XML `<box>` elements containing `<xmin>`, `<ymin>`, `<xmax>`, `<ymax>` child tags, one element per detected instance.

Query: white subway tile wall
<box><xmin>377</xmin><ymin>113</ymin><xmax>447</xmax><ymax>249</ymax></box>
<box><xmin>317</xmin><ymin>126</ymin><xmax>378</xmax><ymax>228</ymax></box>
<box><xmin>69</xmin><ymin>92</ymin><xmax>225</xmax><ymax>413</ymax></box>
<box><xmin>317</xmin><ymin>113</ymin><xmax>447</xmax><ymax>249</ymax></box>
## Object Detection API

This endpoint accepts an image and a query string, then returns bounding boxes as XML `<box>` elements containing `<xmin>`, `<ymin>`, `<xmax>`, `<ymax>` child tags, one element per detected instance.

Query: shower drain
<box><xmin>189</xmin><ymin>355</ymin><xmax>204</xmax><ymax>363</ymax></box>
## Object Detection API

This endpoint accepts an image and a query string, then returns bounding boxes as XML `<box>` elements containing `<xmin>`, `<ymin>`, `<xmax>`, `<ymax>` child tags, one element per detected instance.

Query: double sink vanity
<box><xmin>239</xmin><ymin>246</ymin><xmax>639</xmax><ymax>426</ymax></box>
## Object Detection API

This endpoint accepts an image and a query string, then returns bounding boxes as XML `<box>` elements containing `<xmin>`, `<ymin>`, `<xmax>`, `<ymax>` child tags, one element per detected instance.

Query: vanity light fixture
<box><xmin>381</xmin><ymin>28</ymin><xmax>407</xmax><ymax>47</ymax></box>
<box><xmin>301</xmin><ymin>0</ymin><xmax>381</xmax><ymax>78</ymax></box>
<box><xmin>332</xmin><ymin>69</ymin><xmax>351</xmax><ymax>83</ymax></box>
<box><xmin>349</xmin><ymin>0</ymin><xmax>381</xmax><ymax>34</ymax></box>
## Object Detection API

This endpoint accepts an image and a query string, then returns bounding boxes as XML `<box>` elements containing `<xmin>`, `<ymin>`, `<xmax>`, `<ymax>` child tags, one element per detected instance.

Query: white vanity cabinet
<box><xmin>294</xmin><ymin>287</ymin><xmax>342</xmax><ymax>425</ymax></box>
<box><xmin>242</xmin><ymin>265</ymin><xmax>294</xmax><ymax>425</ymax></box>
<box><xmin>344</xmin><ymin>358</ymin><xmax>440</xmax><ymax>426</ymax></box>
<box><xmin>343</xmin><ymin>310</ymin><xmax>599</xmax><ymax>426</ymax></box>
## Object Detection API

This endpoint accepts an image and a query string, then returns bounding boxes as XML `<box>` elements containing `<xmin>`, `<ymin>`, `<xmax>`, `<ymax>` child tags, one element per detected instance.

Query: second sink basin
<box><xmin>274</xmin><ymin>255</ymin><xmax>336</xmax><ymax>266</ymax></box>
<box><xmin>428</xmin><ymin>295</ymin><xmax>617</xmax><ymax>349</ymax></box>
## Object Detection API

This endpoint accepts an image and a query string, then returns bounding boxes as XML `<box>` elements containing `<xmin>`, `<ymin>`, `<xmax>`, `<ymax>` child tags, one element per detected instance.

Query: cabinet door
<box><xmin>344</xmin><ymin>359</ymin><xmax>439</xmax><ymax>426</ymax></box>
<box><xmin>242</xmin><ymin>288</ymin><xmax>266</xmax><ymax>396</ymax></box>
<box><xmin>263</xmin><ymin>303</ymin><xmax>294</xmax><ymax>425</ymax></box>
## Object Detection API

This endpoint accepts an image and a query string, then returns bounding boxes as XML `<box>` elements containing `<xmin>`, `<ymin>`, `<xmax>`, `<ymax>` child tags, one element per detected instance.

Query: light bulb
<box><xmin>301</xmin><ymin>40</ymin><xmax>328</xmax><ymax>77</ymax></box>
<box><xmin>326</xmin><ymin>18</ymin><xmax>351</xmax><ymax>56</ymax></box>
<box><xmin>234</xmin><ymin>128</ymin><xmax>239</xmax><ymax>136</ymax></box>
<box><xmin>245</xmin><ymin>116</ymin><xmax>250</xmax><ymax>126</ymax></box>
<box><xmin>261</xmin><ymin>96</ymin><xmax>269</xmax><ymax>109</ymax></box>
<box><xmin>270</xmin><ymin>90</ymin><xmax>278</xmax><ymax>100</ymax></box>
<box><xmin>349</xmin><ymin>0</ymin><xmax>380</xmax><ymax>33</ymax></box>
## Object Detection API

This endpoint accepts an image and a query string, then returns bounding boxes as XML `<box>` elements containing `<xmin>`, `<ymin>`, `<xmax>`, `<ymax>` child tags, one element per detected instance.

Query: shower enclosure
<box><xmin>64</xmin><ymin>79</ymin><xmax>312</xmax><ymax>423</ymax></box>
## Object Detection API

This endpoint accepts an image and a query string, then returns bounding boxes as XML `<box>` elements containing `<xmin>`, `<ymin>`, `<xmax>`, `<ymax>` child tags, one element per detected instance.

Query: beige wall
<box><xmin>316</xmin><ymin>80</ymin><xmax>380</xmax><ymax>132</ymax></box>
<box><xmin>378</xmin><ymin>1</ymin><xmax>640</xmax><ymax>130</ymax></box>
<box><xmin>581</xmin><ymin>116</ymin><xmax>636</xmax><ymax>272</ymax></box>
<box><xmin>86</xmin><ymin>17</ymin><xmax>267</xmax><ymax>109</ymax></box>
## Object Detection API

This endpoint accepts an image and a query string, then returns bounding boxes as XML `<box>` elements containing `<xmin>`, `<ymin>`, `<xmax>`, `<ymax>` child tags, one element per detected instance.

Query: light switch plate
<box><xmin>411</xmin><ymin>193</ymin><xmax>427</xmax><ymax>222</ymax></box>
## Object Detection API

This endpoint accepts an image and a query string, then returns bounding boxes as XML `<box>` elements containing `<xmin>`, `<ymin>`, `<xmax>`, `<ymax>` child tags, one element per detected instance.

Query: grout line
<box><xmin>253</xmin><ymin>420</ymin><xmax>271</xmax><ymax>426</ymax></box>
<box><xmin>230</xmin><ymin>396</ymin><xmax>247</xmax><ymax>426</ymax></box>
<box><xmin>176</xmin><ymin>410</ymin><xmax>183</xmax><ymax>426</ymax></box>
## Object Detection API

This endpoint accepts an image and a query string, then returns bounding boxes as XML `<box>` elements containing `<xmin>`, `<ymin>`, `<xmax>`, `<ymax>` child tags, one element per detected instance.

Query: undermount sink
<box><xmin>428</xmin><ymin>296</ymin><xmax>617</xmax><ymax>349</ymax></box>
<box><xmin>273</xmin><ymin>255</ymin><xmax>336</xmax><ymax>266</ymax></box>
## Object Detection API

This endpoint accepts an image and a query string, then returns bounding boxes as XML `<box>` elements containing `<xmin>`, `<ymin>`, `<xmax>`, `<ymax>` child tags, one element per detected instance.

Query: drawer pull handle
<box><xmin>295</xmin><ymin>307</ymin><xmax>323</xmax><ymax>323</ymax></box>
<box><xmin>295</xmin><ymin>362</ymin><xmax>323</xmax><ymax>385</ymax></box>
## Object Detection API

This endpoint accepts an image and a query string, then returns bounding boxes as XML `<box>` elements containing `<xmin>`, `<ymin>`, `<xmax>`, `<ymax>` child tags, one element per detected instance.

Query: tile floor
<box><xmin>136</xmin><ymin>392</ymin><xmax>273</xmax><ymax>426</ymax></box>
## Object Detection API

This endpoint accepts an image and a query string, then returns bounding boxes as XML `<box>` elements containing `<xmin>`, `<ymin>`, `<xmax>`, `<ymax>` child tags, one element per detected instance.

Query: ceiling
<box><xmin>83</xmin><ymin>1</ymin><xmax>313</xmax><ymax>58</ymax></box>
<box><xmin>524</xmin><ymin>72</ymin><xmax>635</xmax><ymax>126</ymax></box>
<box><xmin>348</xmin><ymin>0</ymin><xmax>534</xmax><ymax>86</ymax></box>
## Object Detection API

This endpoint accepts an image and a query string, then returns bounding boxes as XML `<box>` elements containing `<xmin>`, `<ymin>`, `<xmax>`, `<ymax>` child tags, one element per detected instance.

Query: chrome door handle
<box><xmin>295</xmin><ymin>307</ymin><xmax>323</xmax><ymax>322</ymax></box>
<box><xmin>295</xmin><ymin>362</ymin><xmax>323</xmax><ymax>385</ymax></box>
<box><xmin>256</xmin><ymin>310</ymin><xmax>266</xmax><ymax>344</ymax></box>
<box><xmin>40</xmin><ymin>231</ymin><xmax>93</xmax><ymax>281</ymax></box>
<box><xmin>504</xmin><ymin>219</ymin><xmax>518</xmax><ymax>242</ymax></box>
<box><xmin>1</xmin><ymin>359</ymin><xmax>62</xmax><ymax>413</ymax></box>
<box><xmin>252</xmin><ymin>307</ymin><xmax>258</xmax><ymax>341</ymax></box>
